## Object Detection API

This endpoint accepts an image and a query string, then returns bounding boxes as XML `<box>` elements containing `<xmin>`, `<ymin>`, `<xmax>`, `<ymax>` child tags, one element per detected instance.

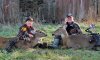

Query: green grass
<box><xmin>0</xmin><ymin>23</ymin><xmax>100</xmax><ymax>60</ymax></box>
<box><xmin>0</xmin><ymin>49</ymin><xmax>100</xmax><ymax>60</ymax></box>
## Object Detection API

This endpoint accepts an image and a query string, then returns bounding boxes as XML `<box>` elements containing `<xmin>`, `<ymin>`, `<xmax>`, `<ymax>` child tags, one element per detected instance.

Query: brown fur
<box><xmin>53</xmin><ymin>26</ymin><xmax>68</xmax><ymax>48</ymax></box>
<box><xmin>15</xmin><ymin>30</ymin><xmax>47</xmax><ymax>49</ymax></box>
<box><xmin>0</xmin><ymin>30</ymin><xmax>47</xmax><ymax>49</ymax></box>
<box><xmin>0</xmin><ymin>37</ymin><xmax>12</xmax><ymax>48</ymax></box>
<box><xmin>53</xmin><ymin>27</ymin><xmax>95</xmax><ymax>49</ymax></box>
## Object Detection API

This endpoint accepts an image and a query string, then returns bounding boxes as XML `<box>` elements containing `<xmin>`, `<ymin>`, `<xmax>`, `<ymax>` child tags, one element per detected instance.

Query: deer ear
<box><xmin>36</xmin><ymin>30</ymin><xmax>40</xmax><ymax>32</ymax></box>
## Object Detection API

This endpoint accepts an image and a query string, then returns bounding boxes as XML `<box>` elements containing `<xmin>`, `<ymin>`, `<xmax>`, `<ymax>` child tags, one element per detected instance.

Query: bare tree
<box><xmin>0</xmin><ymin>0</ymin><xmax>100</xmax><ymax>24</ymax></box>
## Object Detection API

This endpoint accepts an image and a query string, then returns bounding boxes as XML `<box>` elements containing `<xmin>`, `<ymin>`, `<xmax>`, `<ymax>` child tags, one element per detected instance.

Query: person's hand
<box><xmin>29</xmin><ymin>34</ymin><xmax>33</xmax><ymax>37</ymax></box>
<box><xmin>31</xmin><ymin>30</ymin><xmax>36</xmax><ymax>34</ymax></box>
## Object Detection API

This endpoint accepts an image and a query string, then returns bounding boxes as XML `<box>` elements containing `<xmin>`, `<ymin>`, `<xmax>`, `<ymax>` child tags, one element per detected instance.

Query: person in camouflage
<box><xmin>17</xmin><ymin>17</ymin><xmax>35</xmax><ymax>41</ymax></box>
<box><xmin>65</xmin><ymin>14</ymin><xmax>82</xmax><ymax>35</ymax></box>
<box><xmin>50</xmin><ymin>14</ymin><xmax>82</xmax><ymax>48</ymax></box>
<box><xmin>5</xmin><ymin>17</ymin><xmax>35</xmax><ymax>52</ymax></box>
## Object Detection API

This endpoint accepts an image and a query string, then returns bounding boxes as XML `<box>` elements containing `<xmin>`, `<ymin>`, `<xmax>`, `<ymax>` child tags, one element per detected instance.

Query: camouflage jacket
<box><xmin>17</xmin><ymin>24</ymin><xmax>35</xmax><ymax>39</ymax></box>
<box><xmin>65</xmin><ymin>22</ymin><xmax>82</xmax><ymax>35</ymax></box>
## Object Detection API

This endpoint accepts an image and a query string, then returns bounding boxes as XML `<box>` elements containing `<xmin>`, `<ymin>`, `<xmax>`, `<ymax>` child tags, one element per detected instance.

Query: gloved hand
<box><xmin>31</xmin><ymin>30</ymin><xmax>36</xmax><ymax>35</ymax></box>
<box><xmin>29</xmin><ymin>34</ymin><xmax>33</xmax><ymax>37</ymax></box>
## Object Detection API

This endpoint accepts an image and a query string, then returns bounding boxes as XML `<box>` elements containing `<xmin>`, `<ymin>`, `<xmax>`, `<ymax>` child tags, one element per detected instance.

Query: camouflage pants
<box><xmin>5</xmin><ymin>37</ymin><xmax>18</xmax><ymax>52</ymax></box>
<box><xmin>51</xmin><ymin>35</ymin><xmax>62</xmax><ymax>48</ymax></box>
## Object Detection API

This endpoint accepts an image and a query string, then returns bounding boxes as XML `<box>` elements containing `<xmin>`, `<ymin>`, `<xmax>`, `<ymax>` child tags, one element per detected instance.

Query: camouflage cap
<box><xmin>25</xmin><ymin>17</ymin><xmax>33</xmax><ymax>22</ymax></box>
<box><xmin>67</xmin><ymin>13</ymin><xmax>72</xmax><ymax>17</ymax></box>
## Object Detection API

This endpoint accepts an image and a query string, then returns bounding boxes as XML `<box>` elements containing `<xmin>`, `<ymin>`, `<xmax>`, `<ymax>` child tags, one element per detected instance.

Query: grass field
<box><xmin>0</xmin><ymin>23</ymin><xmax>100</xmax><ymax>60</ymax></box>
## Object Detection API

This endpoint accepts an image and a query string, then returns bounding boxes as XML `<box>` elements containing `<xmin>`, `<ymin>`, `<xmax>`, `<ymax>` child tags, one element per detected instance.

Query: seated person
<box><xmin>5</xmin><ymin>17</ymin><xmax>35</xmax><ymax>52</ymax></box>
<box><xmin>17</xmin><ymin>17</ymin><xmax>35</xmax><ymax>41</ymax></box>
<box><xmin>64</xmin><ymin>14</ymin><xmax>82</xmax><ymax>35</ymax></box>
<box><xmin>50</xmin><ymin>14</ymin><xmax>82</xmax><ymax>48</ymax></box>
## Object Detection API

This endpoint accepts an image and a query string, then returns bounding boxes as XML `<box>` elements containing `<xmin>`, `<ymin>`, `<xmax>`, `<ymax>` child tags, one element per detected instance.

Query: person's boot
<box><xmin>5</xmin><ymin>46</ymin><xmax>12</xmax><ymax>52</ymax></box>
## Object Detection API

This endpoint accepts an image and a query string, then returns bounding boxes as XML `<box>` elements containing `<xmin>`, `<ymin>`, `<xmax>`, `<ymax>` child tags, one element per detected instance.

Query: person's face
<box><xmin>67</xmin><ymin>16</ymin><xmax>73</xmax><ymax>23</ymax></box>
<box><xmin>26</xmin><ymin>20</ymin><xmax>33</xmax><ymax>27</ymax></box>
